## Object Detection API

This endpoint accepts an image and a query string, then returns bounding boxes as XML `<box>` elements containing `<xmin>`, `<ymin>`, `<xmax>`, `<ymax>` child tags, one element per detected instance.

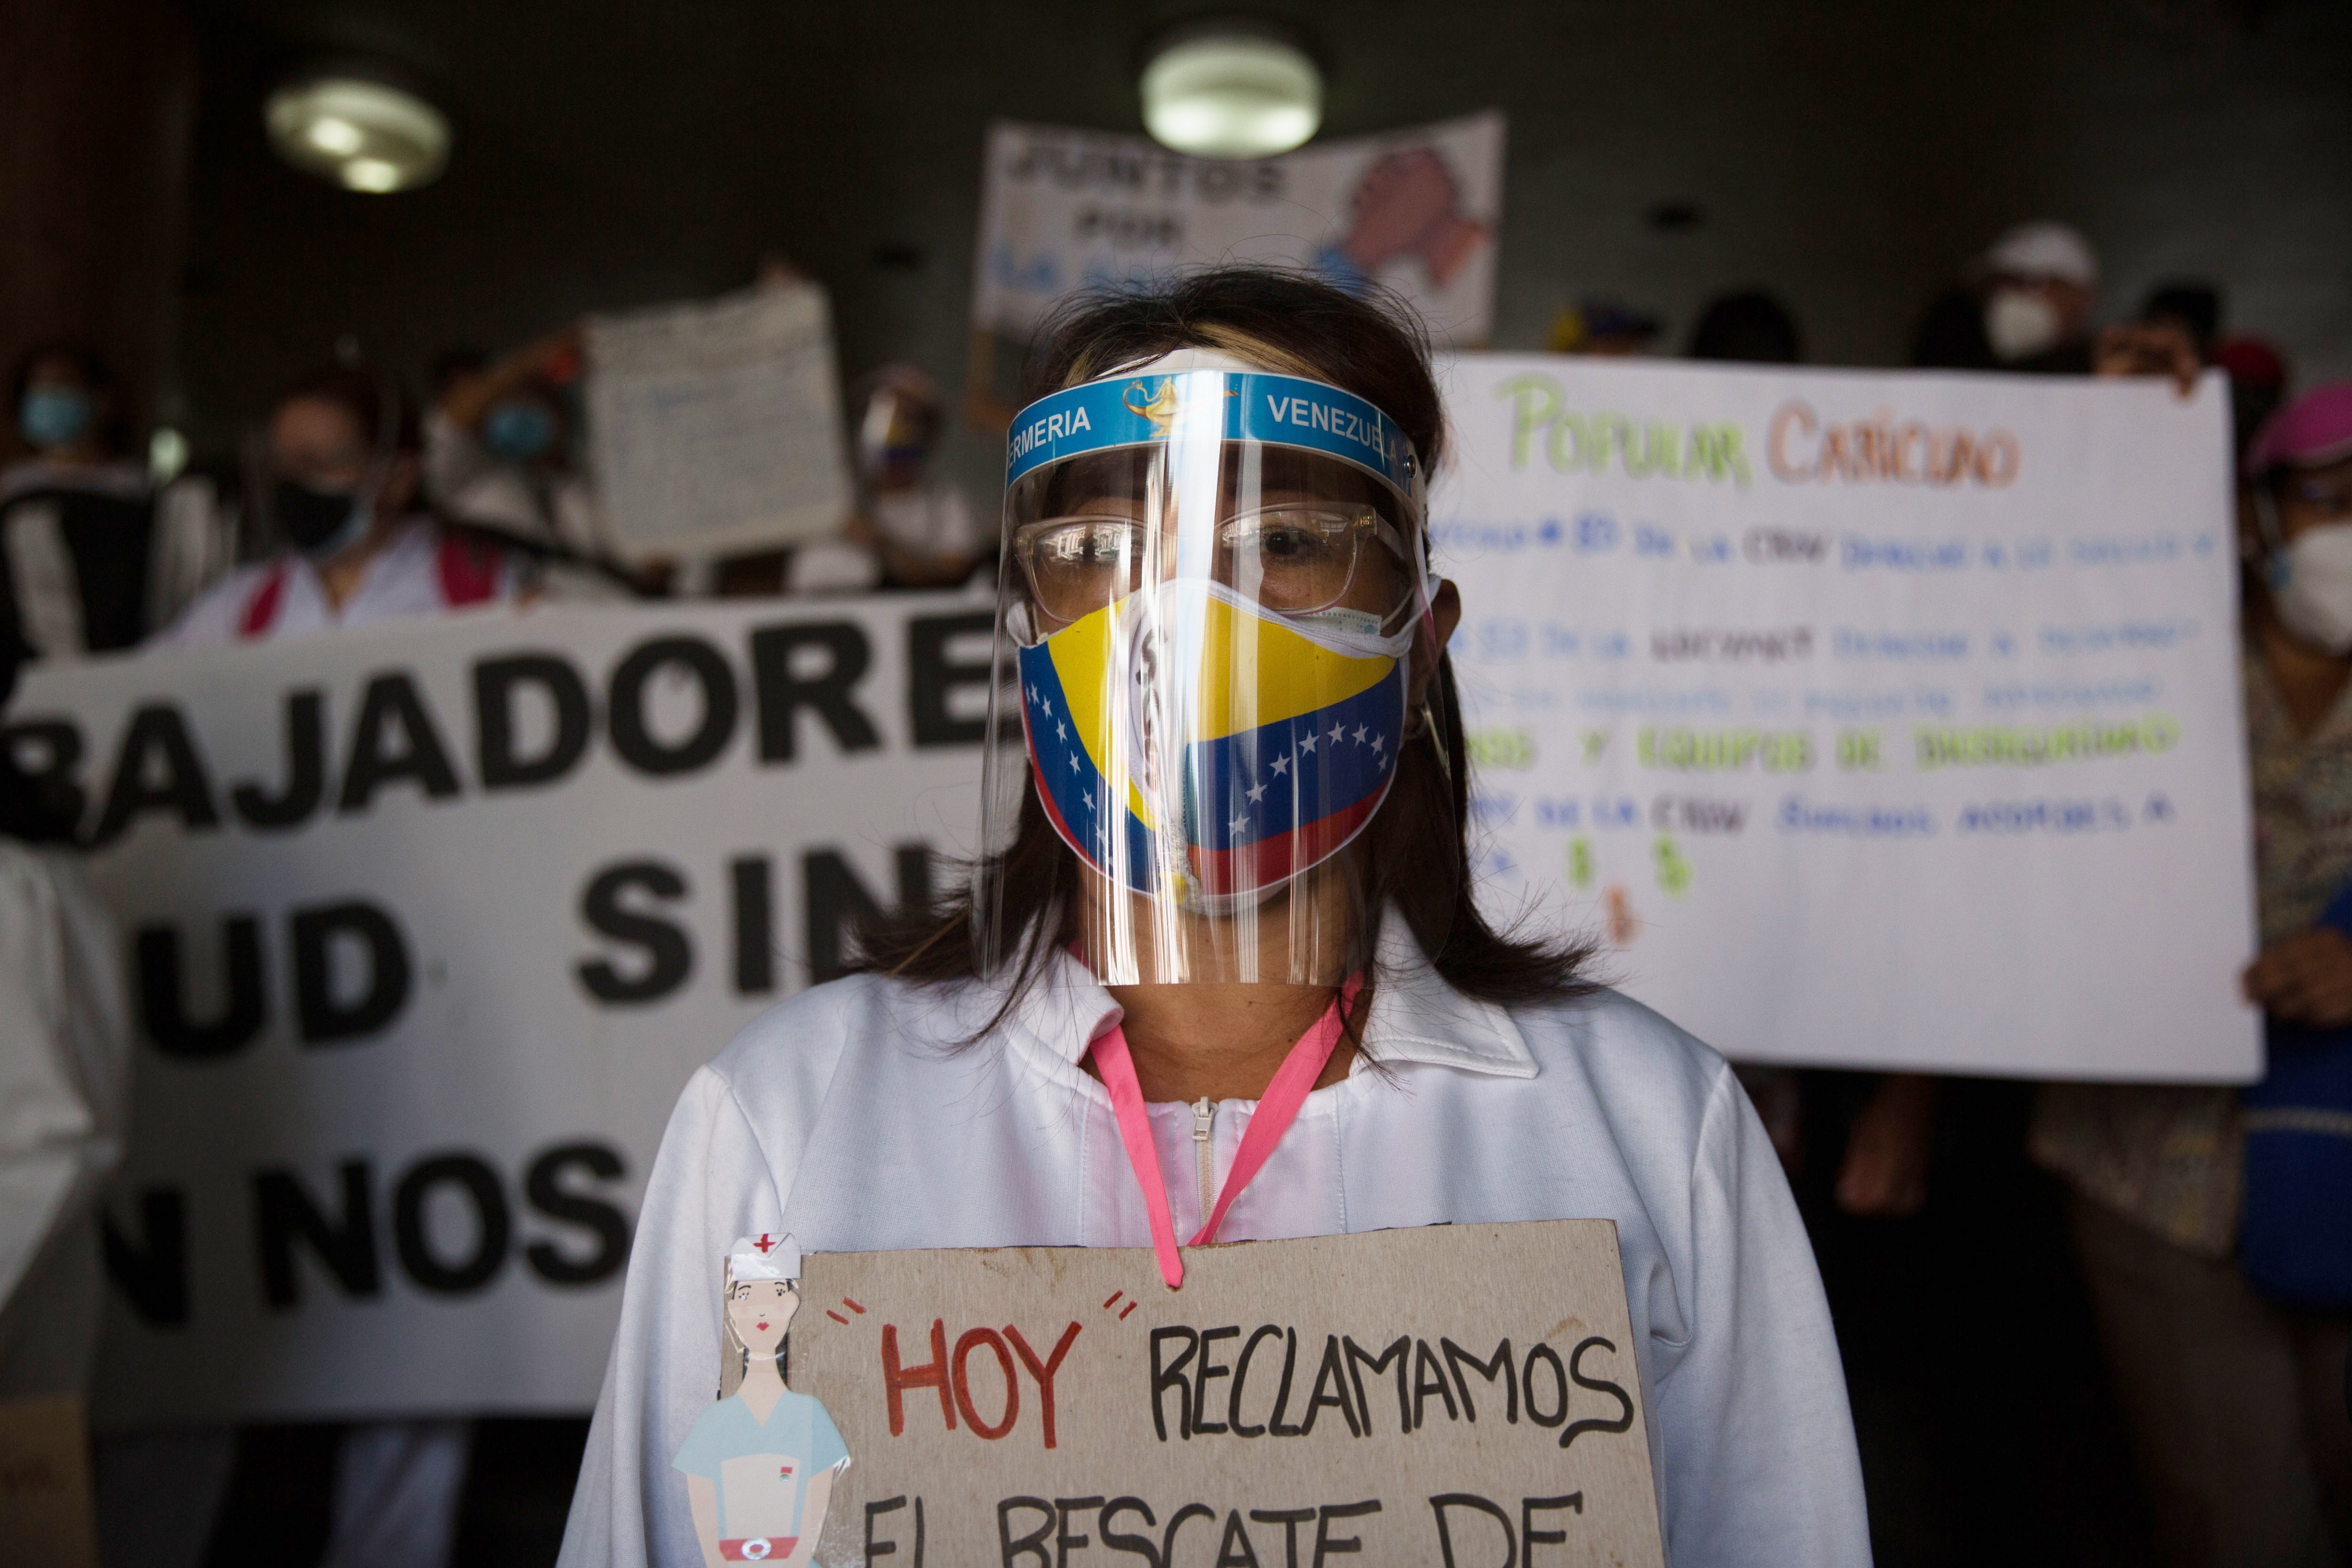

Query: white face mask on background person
<box><xmin>1984</xmin><ymin>287</ymin><xmax>2064</xmax><ymax>363</ymax></box>
<box><xmin>2268</xmin><ymin>523</ymin><xmax>2352</xmax><ymax>653</ymax></box>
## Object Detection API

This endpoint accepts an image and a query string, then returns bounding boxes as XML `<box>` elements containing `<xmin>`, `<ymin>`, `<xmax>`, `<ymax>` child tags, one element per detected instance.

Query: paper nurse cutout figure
<box><xmin>672</xmin><ymin>1235</ymin><xmax>850</xmax><ymax>1566</ymax></box>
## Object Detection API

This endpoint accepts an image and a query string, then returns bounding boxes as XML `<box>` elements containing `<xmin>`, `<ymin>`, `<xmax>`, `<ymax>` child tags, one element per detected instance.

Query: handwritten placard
<box><xmin>585</xmin><ymin>281</ymin><xmax>854</xmax><ymax>557</ymax></box>
<box><xmin>1435</xmin><ymin>356</ymin><xmax>2257</xmax><ymax>1080</ymax></box>
<box><xmin>789</xmin><ymin>1222</ymin><xmax>1663</xmax><ymax>1568</ymax></box>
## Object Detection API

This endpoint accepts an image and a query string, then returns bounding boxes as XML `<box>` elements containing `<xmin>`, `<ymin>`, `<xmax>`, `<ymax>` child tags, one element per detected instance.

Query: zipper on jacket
<box><xmin>1191</xmin><ymin>1096</ymin><xmax>1216</xmax><ymax>1230</ymax></box>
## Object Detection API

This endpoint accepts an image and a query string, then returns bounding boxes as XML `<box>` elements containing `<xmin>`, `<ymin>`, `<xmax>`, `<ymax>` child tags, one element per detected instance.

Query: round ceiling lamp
<box><xmin>265</xmin><ymin>73</ymin><xmax>450</xmax><ymax>194</ymax></box>
<box><xmin>1140</xmin><ymin>24</ymin><xmax>1322</xmax><ymax>159</ymax></box>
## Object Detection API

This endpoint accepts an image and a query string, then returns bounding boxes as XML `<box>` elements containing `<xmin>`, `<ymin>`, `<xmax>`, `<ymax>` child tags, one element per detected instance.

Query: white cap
<box><xmin>1978</xmin><ymin>221</ymin><xmax>2099</xmax><ymax>287</ymax></box>
<box><xmin>728</xmin><ymin>1233</ymin><xmax>801</xmax><ymax>1282</ymax></box>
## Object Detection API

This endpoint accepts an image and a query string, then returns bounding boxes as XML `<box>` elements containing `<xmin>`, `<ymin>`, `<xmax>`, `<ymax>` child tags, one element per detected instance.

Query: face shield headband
<box><xmin>997</xmin><ymin>367</ymin><xmax>1433</xmax><ymax>915</ymax></box>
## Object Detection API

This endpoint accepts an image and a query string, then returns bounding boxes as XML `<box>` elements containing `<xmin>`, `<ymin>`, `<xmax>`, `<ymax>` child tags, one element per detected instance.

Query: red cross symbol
<box><xmin>753</xmin><ymin>1234</ymin><xmax>776</xmax><ymax>1253</ymax></box>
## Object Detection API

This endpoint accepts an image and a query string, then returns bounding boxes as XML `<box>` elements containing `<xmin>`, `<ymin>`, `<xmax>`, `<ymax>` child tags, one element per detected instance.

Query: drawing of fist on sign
<box><xmin>782</xmin><ymin>1221</ymin><xmax>1665</xmax><ymax>1568</ymax></box>
<box><xmin>1331</xmin><ymin>148</ymin><xmax>1489</xmax><ymax>290</ymax></box>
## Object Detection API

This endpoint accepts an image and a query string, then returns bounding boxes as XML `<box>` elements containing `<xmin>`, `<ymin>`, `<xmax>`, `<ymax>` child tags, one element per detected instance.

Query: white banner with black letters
<box><xmin>8</xmin><ymin>596</ymin><xmax>996</xmax><ymax>1426</ymax></box>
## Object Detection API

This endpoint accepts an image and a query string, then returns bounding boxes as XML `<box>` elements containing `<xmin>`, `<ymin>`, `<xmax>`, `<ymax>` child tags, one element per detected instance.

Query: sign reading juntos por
<box><xmin>787</xmin><ymin>1221</ymin><xmax>1664</xmax><ymax>1568</ymax></box>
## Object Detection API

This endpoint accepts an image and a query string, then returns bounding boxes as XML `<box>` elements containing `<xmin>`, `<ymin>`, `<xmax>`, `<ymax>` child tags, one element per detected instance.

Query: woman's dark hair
<box><xmin>273</xmin><ymin>364</ymin><xmax>422</xmax><ymax>456</ymax></box>
<box><xmin>851</xmin><ymin>268</ymin><xmax>1597</xmax><ymax>1032</ymax></box>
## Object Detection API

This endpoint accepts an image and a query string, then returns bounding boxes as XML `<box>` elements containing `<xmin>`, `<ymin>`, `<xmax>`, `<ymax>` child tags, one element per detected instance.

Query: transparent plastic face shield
<box><xmin>976</xmin><ymin>359</ymin><xmax>1449</xmax><ymax>986</ymax></box>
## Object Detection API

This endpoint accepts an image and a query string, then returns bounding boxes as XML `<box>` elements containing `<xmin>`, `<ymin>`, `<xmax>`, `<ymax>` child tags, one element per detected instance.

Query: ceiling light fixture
<box><xmin>1140</xmin><ymin>23</ymin><xmax>1322</xmax><ymax>159</ymax></box>
<box><xmin>266</xmin><ymin>73</ymin><xmax>449</xmax><ymax>194</ymax></box>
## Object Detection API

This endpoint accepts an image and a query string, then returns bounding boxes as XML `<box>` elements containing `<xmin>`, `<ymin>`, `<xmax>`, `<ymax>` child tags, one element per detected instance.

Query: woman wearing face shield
<box><xmin>560</xmin><ymin>270</ymin><xmax>1868</xmax><ymax>1568</ymax></box>
<box><xmin>151</xmin><ymin>364</ymin><xmax>532</xmax><ymax>648</ymax></box>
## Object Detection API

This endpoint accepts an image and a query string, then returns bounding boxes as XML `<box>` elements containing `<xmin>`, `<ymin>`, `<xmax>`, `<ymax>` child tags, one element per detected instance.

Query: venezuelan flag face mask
<box><xmin>977</xmin><ymin>353</ymin><xmax>1443</xmax><ymax>985</ymax></box>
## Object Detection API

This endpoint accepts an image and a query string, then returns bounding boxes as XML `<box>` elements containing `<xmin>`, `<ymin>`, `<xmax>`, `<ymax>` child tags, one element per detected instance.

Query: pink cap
<box><xmin>2248</xmin><ymin>382</ymin><xmax>2352</xmax><ymax>474</ymax></box>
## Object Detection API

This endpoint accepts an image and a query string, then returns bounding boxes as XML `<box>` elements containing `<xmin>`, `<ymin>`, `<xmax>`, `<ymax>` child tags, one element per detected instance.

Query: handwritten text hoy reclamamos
<box><xmin>878</xmin><ymin>1317</ymin><xmax>1635</xmax><ymax>1453</ymax></box>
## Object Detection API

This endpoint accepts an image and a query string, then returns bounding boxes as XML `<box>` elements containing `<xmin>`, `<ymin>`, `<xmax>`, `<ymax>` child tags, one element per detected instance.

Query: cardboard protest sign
<box><xmin>784</xmin><ymin>1222</ymin><xmax>1663</xmax><ymax>1568</ymax></box>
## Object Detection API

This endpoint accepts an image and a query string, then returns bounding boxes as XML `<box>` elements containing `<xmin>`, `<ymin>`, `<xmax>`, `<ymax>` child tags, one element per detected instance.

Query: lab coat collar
<box><xmin>1359</xmin><ymin>910</ymin><xmax>1539</xmax><ymax>1079</ymax></box>
<box><xmin>1000</xmin><ymin>907</ymin><xmax>1536</xmax><ymax>1083</ymax></box>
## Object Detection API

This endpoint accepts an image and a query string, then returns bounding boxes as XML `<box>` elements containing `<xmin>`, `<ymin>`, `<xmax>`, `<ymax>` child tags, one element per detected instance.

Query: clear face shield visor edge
<box><xmin>977</xmin><ymin>367</ymin><xmax>1447</xmax><ymax>987</ymax></box>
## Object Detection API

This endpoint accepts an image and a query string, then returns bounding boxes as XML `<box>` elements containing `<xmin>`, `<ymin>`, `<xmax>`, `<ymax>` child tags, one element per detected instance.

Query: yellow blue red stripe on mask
<box><xmin>1017</xmin><ymin>597</ymin><xmax>1406</xmax><ymax>897</ymax></box>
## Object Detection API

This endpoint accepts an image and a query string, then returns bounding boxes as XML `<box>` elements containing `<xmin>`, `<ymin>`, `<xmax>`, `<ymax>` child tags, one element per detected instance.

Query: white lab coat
<box><xmin>0</xmin><ymin>460</ymin><xmax>231</xmax><ymax>659</ymax></box>
<box><xmin>0</xmin><ymin>843</ymin><xmax>130</xmax><ymax>1396</ymax></box>
<box><xmin>149</xmin><ymin>518</ymin><xmax>526</xmax><ymax>649</ymax></box>
<box><xmin>559</xmin><ymin>915</ymin><xmax>1871</xmax><ymax>1568</ymax></box>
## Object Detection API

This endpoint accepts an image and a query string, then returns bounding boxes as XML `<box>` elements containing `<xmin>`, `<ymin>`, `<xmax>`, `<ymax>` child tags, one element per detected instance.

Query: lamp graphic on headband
<box><xmin>671</xmin><ymin>1234</ymin><xmax>850</xmax><ymax>1567</ymax></box>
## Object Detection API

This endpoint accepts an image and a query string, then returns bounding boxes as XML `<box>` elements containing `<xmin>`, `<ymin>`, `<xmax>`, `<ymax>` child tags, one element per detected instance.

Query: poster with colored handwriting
<box><xmin>1432</xmin><ymin>355</ymin><xmax>2260</xmax><ymax>1082</ymax></box>
<box><xmin>971</xmin><ymin>113</ymin><xmax>1504</xmax><ymax>350</ymax></box>
<box><xmin>790</xmin><ymin>1223</ymin><xmax>1663</xmax><ymax>1568</ymax></box>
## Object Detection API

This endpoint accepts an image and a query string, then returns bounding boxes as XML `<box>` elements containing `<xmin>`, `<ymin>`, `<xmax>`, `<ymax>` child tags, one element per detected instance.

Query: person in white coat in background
<box><xmin>559</xmin><ymin>268</ymin><xmax>1870</xmax><ymax>1568</ymax></box>
<box><xmin>0</xmin><ymin>619</ymin><xmax>131</xmax><ymax>1568</ymax></box>
<box><xmin>153</xmin><ymin>363</ymin><xmax>532</xmax><ymax>651</ymax></box>
<box><xmin>2</xmin><ymin>341</ymin><xmax>230</xmax><ymax>662</ymax></box>
<box><xmin>114</xmin><ymin>364</ymin><xmax>530</xmax><ymax>1568</ymax></box>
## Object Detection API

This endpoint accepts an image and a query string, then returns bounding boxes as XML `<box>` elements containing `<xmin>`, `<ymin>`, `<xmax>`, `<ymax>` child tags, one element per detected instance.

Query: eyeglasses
<box><xmin>1011</xmin><ymin>504</ymin><xmax>1412</xmax><ymax>625</ymax></box>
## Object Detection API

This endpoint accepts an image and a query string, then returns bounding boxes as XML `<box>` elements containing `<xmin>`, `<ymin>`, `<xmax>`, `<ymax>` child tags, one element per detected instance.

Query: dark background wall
<box><xmin>167</xmin><ymin>0</ymin><xmax>2352</xmax><ymax>491</ymax></box>
<box><xmin>2</xmin><ymin>0</ymin><xmax>195</xmax><ymax>445</ymax></box>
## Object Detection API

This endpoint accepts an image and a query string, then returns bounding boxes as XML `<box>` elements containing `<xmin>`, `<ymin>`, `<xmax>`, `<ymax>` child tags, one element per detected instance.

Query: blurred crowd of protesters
<box><xmin>0</xmin><ymin>268</ymin><xmax>1001</xmax><ymax>1568</ymax></box>
<box><xmin>1662</xmin><ymin>224</ymin><xmax>2350</xmax><ymax>1568</ymax></box>
<box><xmin>1</xmin><ymin>225</ymin><xmax>2346</xmax><ymax>1568</ymax></box>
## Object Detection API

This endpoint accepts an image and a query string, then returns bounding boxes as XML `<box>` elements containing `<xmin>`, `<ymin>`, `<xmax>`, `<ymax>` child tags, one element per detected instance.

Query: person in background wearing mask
<box><xmin>841</xmin><ymin>364</ymin><xmax>985</xmax><ymax>589</ymax></box>
<box><xmin>1</xmin><ymin>342</ymin><xmax>229</xmax><ymax>660</ymax></box>
<box><xmin>2033</xmin><ymin>384</ymin><xmax>2352</xmax><ymax>1568</ymax></box>
<box><xmin>1974</xmin><ymin>220</ymin><xmax>2101</xmax><ymax>370</ymax></box>
<box><xmin>1911</xmin><ymin>221</ymin><xmax>2100</xmax><ymax>373</ymax></box>
<box><xmin>112</xmin><ymin>365</ymin><xmax>529</xmax><ymax>1568</ymax></box>
<box><xmin>1864</xmin><ymin>237</ymin><xmax>2201</xmax><ymax>1219</ymax></box>
<box><xmin>154</xmin><ymin>364</ymin><xmax>531</xmax><ymax>648</ymax></box>
<box><xmin>424</xmin><ymin>330</ymin><xmax>627</xmax><ymax>596</ymax></box>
